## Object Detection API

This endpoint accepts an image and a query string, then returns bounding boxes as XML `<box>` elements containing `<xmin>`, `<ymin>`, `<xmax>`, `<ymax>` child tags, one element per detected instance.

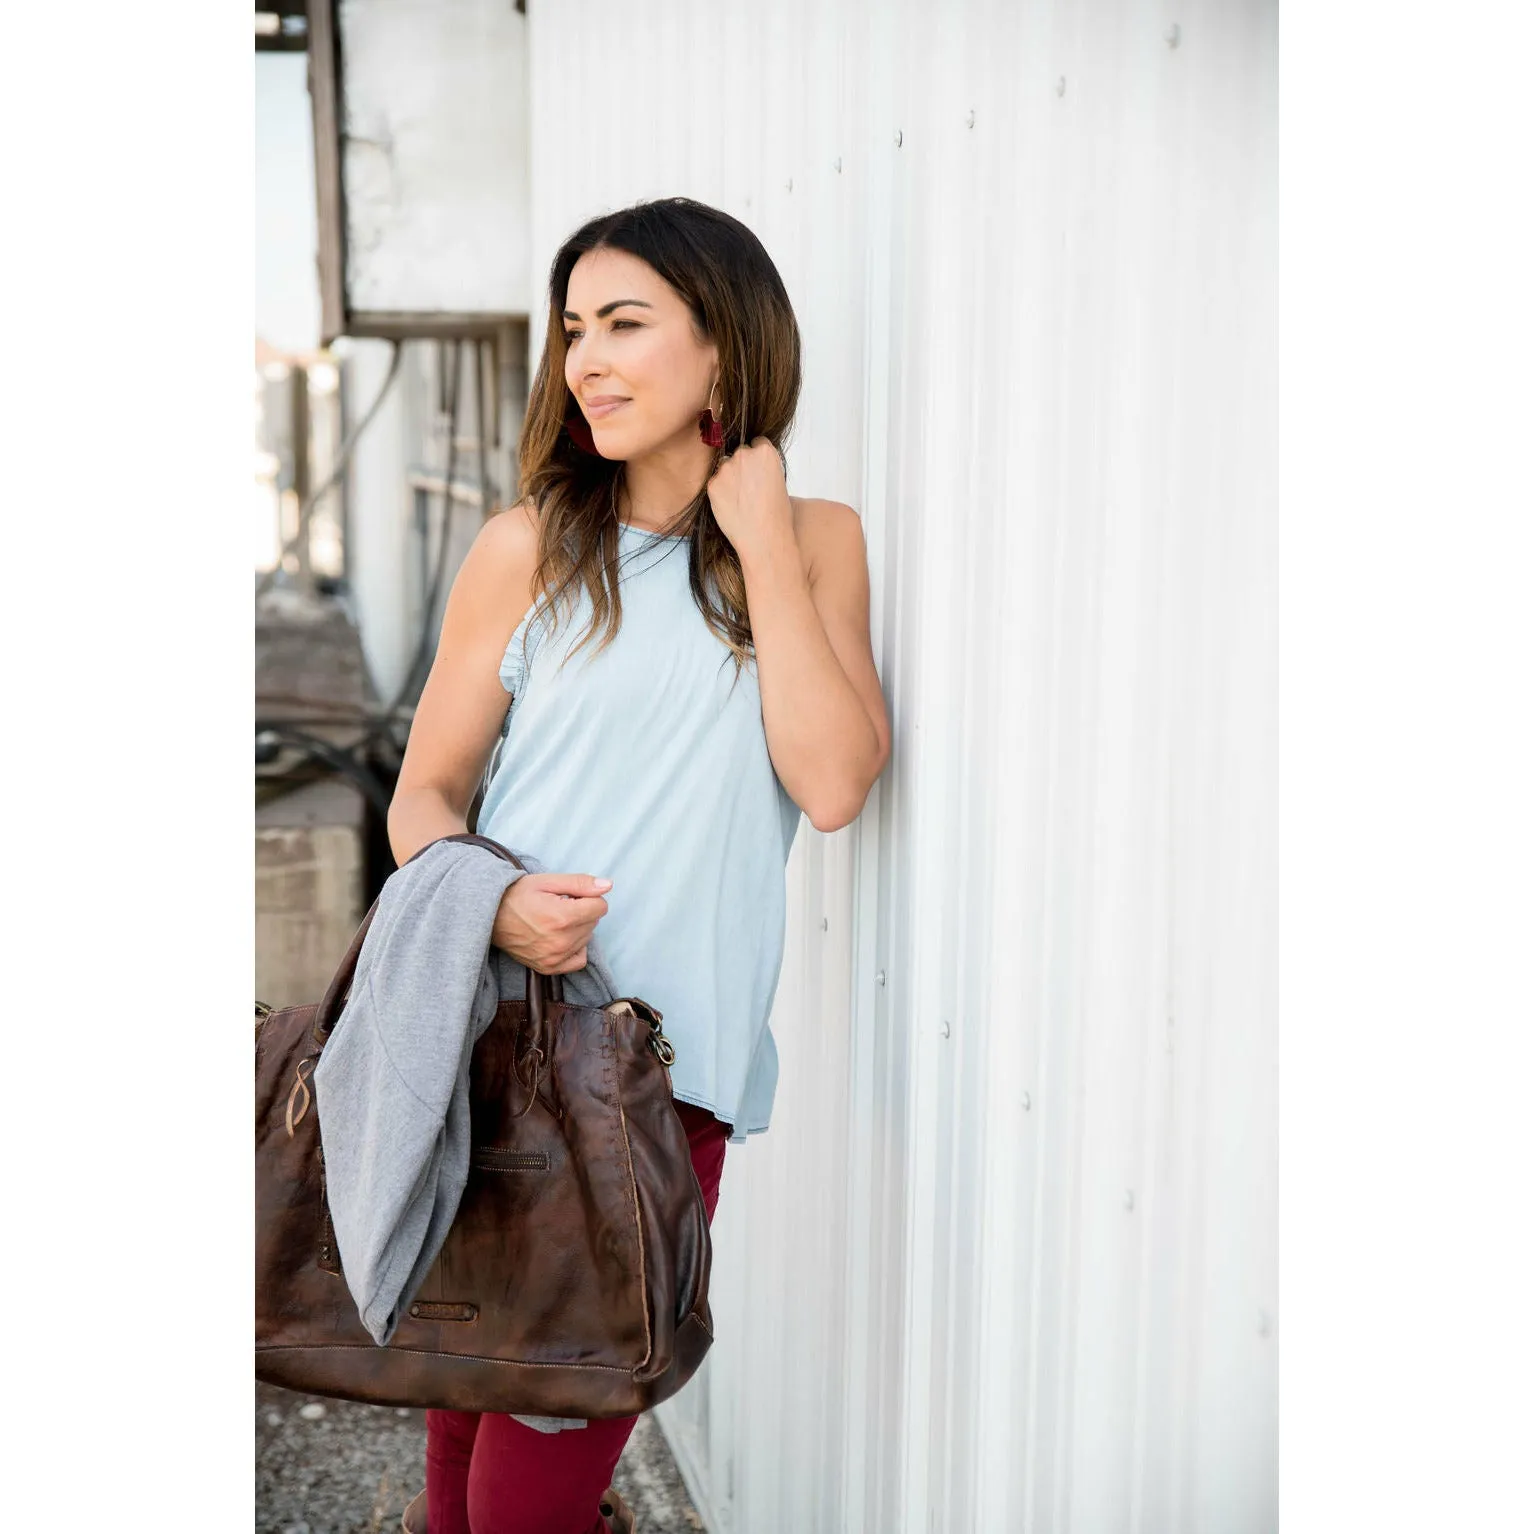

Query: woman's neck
<box><xmin>617</xmin><ymin>456</ymin><xmax>707</xmax><ymax>534</ymax></box>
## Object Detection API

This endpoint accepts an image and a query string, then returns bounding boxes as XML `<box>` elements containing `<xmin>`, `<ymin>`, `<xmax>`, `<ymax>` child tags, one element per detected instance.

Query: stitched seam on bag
<box><xmin>612</xmin><ymin>1015</ymin><xmax>653</xmax><ymax>1373</ymax></box>
<box><xmin>256</xmin><ymin>1343</ymin><xmax>634</xmax><ymax>1372</ymax></box>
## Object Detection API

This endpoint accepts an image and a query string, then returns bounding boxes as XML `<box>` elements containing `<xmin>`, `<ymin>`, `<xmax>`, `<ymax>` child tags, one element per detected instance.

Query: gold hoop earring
<box><xmin>699</xmin><ymin>379</ymin><xmax>725</xmax><ymax>448</ymax></box>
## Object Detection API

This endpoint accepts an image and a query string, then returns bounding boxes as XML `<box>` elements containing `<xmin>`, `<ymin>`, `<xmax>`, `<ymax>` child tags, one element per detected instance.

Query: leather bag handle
<box><xmin>310</xmin><ymin>832</ymin><xmax>565</xmax><ymax>1048</ymax></box>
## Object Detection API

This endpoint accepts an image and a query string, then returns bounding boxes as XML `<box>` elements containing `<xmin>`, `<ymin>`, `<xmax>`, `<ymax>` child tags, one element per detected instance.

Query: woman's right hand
<box><xmin>492</xmin><ymin>873</ymin><xmax>613</xmax><ymax>974</ymax></box>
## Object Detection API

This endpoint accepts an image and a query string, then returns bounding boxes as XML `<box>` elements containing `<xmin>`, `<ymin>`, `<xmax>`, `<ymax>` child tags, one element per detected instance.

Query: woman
<box><xmin>387</xmin><ymin>196</ymin><xmax>891</xmax><ymax>1534</ymax></box>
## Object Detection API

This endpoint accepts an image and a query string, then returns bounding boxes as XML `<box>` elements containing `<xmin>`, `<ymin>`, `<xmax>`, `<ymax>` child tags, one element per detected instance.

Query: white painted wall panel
<box><xmin>338</xmin><ymin>0</ymin><xmax>531</xmax><ymax>318</ymax></box>
<box><xmin>523</xmin><ymin>3</ymin><xmax>1277</xmax><ymax>1531</ymax></box>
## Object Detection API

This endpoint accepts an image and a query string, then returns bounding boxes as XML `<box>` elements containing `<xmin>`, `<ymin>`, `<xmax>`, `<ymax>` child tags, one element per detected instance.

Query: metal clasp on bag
<box><xmin>647</xmin><ymin>1014</ymin><xmax>676</xmax><ymax>1067</ymax></box>
<box><xmin>607</xmin><ymin>998</ymin><xmax>677</xmax><ymax>1066</ymax></box>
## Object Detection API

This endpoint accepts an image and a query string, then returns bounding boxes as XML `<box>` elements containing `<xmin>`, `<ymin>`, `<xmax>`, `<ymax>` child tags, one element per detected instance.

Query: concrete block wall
<box><xmin>255</xmin><ymin>776</ymin><xmax>366</xmax><ymax>1009</ymax></box>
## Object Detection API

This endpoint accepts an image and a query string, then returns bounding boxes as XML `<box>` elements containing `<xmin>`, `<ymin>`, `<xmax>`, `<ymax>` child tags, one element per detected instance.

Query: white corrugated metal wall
<box><xmin>528</xmin><ymin>2</ymin><xmax>1276</xmax><ymax>1530</ymax></box>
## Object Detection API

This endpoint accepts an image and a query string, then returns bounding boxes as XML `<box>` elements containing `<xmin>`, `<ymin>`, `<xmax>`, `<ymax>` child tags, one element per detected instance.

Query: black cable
<box><xmin>254</xmin><ymin>723</ymin><xmax>395</xmax><ymax>818</ymax></box>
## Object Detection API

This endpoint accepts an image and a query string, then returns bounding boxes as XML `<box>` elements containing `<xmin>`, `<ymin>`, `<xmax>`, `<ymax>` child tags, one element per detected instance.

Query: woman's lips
<box><xmin>587</xmin><ymin>399</ymin><xmax>629</xmax><ymax>420</ymax></box>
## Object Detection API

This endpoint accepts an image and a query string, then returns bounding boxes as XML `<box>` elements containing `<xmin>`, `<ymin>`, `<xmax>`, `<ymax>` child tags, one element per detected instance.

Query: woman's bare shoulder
<box><xmin>460</xmin><ymin>499</ymin><xmax>539</xmax><ymax>585</ymax></box>
<box><xmin>788</xmin><ymin>495</ymin><xmax>856</xmax><ymax>583</ymax></box>
<box><xmin>478</xmin><ymin>497</ymin><xmax>540</xmax><ymax>562</ymax></box>
<box><xmin>447</xmin><ymin>498</ymin><xmax>541</xmax><ymax>633</ymax></box>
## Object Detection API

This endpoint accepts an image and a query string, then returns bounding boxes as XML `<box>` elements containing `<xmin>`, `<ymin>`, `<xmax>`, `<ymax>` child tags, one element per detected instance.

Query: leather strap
<box><xmin>310</xmin><ymin>832</ymin><xmax>565</xmax><ymax>1048</ymax></box>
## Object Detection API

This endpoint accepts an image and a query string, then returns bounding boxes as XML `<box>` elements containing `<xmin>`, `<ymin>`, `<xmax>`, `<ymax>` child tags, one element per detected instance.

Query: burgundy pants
<box><xmin>424</xmin><ymin>1100</ymin><xmax>731</xmax><ymax>1534</ymax></box>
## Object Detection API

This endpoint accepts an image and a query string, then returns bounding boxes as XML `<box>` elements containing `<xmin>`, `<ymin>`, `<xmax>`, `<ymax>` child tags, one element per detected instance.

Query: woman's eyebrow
<box><xmin>561</xmin><ymin>299</ymin><xmax>654</xmax><ymax>321</ymax></box>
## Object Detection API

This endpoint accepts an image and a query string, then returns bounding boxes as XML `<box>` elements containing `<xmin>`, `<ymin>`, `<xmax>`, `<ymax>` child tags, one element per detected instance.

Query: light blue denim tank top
<box><xmin>476</xmin><ymin>522</ymin><xmax>803</xmax><ymax>1145</ymax></box>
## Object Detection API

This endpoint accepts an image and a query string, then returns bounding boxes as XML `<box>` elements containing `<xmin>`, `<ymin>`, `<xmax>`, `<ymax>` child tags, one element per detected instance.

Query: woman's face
<box><xmin>562</xmin><ymin>247</ymin><xmax>718</xmax><ymax>459</ymax></box>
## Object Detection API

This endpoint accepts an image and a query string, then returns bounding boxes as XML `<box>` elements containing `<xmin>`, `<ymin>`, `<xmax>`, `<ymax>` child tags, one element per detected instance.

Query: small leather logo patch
<box><xmin>408</xmin><ymin>1301</ymin><xmax>479</xmax><ymax>1323</ymax></box>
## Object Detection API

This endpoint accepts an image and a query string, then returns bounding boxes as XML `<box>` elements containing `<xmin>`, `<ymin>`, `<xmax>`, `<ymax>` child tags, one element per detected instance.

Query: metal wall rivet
<box><xmin>833</xmin><ymin>156</ymin><xmax>842</xmax><ymax>172</ymax></box>
<box><xmin>820</xmin><ymin>916</ymin><xmax>829</xmax><ymax>931</ymax></box>
<box><xmin>1257</xmin><ymin>1309</ymin><xmax>1271</xmax><ymax>1337</ymax></box>
<box><xmin>1020</xmin><ymin>1091</ymin><xmax>1031</xmax><ymax>1110</ymax></box>
<box><xmin>940</xmin><ymin>1020</ymin><xmax>951</xmax><ymax>1038</ymax></box>
<box><xmin>966</xmin><ymin>109</ymin><xmax>975</xmax><ymax>128</ymax></box>
<box><xmin>1123</xmin><ymin>1189</ymin><xmax>1135</xmax><ymax>1211</ymax></box>
<box><xmin>1056</xmin><ymin>76</ymin><xmax>1066</xmax><ymax>96</ymax></box>
<box><xmin>785</xmin><ymin>177</ymin><xmax>793</xmax><ymax>192</ymax></box>
<box><xmin>1166</xmin><ymin>23</ymin><xmax>1181</xmax><ymax>47</ymax></box>
<box><xmin>875</xmin><ymin>970</ymin><xmax>887</xmax><ymax>986</ymax></box>
<box><xmin>894</xmin><ymin>129</ymin><xmax>903</xmax><ymax>147</ymax></box>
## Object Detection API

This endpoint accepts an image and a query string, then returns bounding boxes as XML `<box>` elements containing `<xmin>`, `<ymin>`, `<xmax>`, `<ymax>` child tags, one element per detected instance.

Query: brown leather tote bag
<box><xmin>254</xmin><ymin>832</ymin><xmax>716</xmax><ymax>1417</ymax></box>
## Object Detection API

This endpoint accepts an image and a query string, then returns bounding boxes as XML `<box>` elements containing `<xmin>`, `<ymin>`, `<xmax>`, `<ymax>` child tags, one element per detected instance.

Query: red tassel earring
<box><xmin>698</xmin><ymin>380</ymin><xmax>726</xmax><ymax>448</ymax></box>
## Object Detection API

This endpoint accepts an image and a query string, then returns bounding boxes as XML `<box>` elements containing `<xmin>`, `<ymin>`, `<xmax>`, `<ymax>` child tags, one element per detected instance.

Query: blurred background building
<box><xmin>255</xmin><ymin>2</ymin><xmax>1277</xmax><ymax>1530</ymax></box>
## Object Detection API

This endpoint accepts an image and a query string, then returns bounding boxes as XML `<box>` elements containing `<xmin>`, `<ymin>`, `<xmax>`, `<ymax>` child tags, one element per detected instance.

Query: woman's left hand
<box><xmin>705</xmin><ymin>437</ymin><xmax>795</xmax><ymax>559</ymax></box>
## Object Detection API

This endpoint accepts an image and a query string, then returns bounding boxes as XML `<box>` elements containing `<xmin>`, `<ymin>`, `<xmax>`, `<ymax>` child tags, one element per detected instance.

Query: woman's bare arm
<box><xmin>386</xmin><ymin>499</ymin><xmax>539</xmax><ymax>866</ymax></box>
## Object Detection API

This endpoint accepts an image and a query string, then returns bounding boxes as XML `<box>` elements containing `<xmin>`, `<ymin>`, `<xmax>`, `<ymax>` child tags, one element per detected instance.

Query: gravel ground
<box><xmin>256</xmin><ymin>1384</ymin><xmax>706</xmax><ymax>1533</ymax></box>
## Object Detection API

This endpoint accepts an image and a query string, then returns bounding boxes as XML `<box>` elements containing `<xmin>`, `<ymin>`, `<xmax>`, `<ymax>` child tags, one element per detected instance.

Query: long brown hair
<box><xmin>514</xmin><ymin>197</ymin><xmax>801</xmax><ymax>687</ymax></box>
